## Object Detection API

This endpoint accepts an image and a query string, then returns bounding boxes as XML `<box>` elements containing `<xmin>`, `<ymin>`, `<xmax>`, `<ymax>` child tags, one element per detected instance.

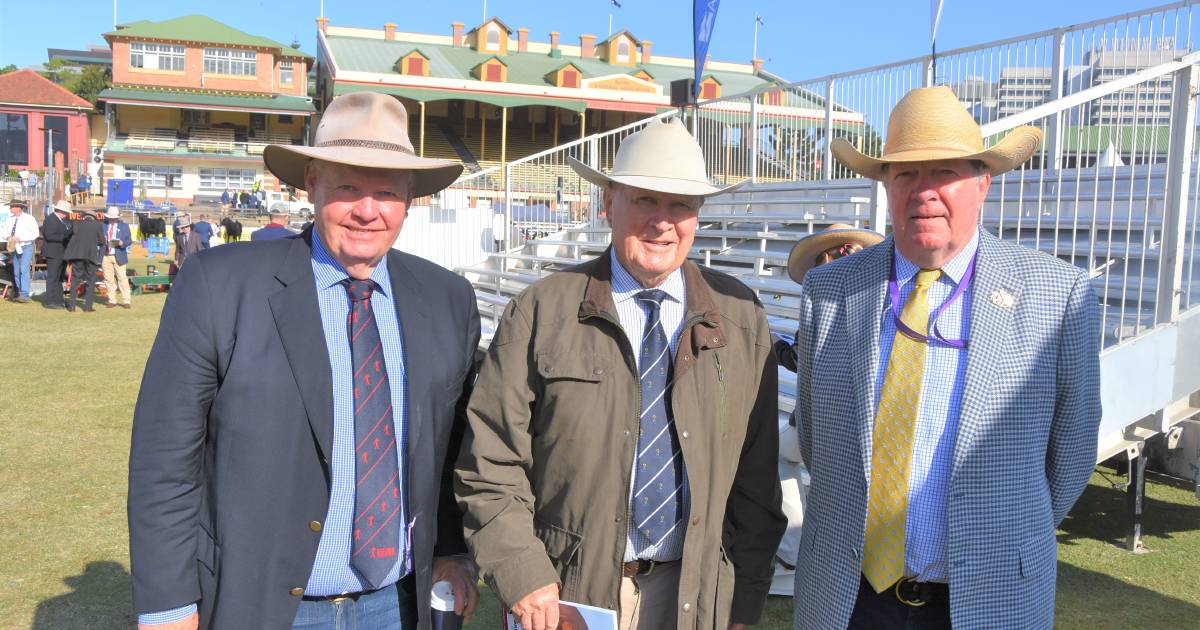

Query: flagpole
<box><xmin>753</xmin><ymin>13</ymin><xmax>759</xmax><ymax>60</ymax></box>
<box><xmin>609</xmin><ymin>14</ymin><xmax>613</xmax><ymax>37</ymax></box>
<box><xmin>482</xmin><ymin>0</ymin><xmax>488</xmax><ymax>22</ymax></box>
<box><xmin>319</xmin><ymin>0</ymin><xmax>324</xmax><ymax>19</ymax></box>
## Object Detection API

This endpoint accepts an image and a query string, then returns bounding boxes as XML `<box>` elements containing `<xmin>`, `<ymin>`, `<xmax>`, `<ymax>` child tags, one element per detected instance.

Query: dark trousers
<box><xmin>68</xmin><ymin>260</ymin><xmax>99</xmax><ymax>310</ymax></box>
<box><xmin>44</xmin><ymin>256</ymin><xmax>66</xmax><ymax>306</ymax></box>
<box><xmin>847</xmin><ymin>575</ymin><xmax>952</xmax><ymax>630</ymax></box>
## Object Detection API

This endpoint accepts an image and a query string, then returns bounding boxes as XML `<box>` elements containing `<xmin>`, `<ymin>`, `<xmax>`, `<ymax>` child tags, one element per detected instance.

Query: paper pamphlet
<box><xmin>504</xmin><ymin>600</ymin><xmax>618</xmax><ymax>630</ymax></box>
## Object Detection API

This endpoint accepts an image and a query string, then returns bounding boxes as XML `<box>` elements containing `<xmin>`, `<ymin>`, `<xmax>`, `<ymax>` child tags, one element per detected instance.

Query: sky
<box><xmin>0</xmin><ymin>0</ymin><xmax>1173</xmax><ymax>82</ymax></box>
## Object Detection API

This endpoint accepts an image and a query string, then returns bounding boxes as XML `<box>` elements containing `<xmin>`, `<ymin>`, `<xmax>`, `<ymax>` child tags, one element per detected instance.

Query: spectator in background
<box><xmin>193</xmin><ymin>214</ymin><xmax>215</xmax><ymax>249</ymax></box>
<box><xmin>102</xmin><ymin>207</ymin><xmax>133</xmax><ymax>310</ymax></box>
<box><xmin>221</xmin><ymin>188</ymin><xmax>231</xmax><ymax>212</ymax></box>
<box><xmin>40</xmin><ymin>200</ymin><xmax>73</xmax><ymax>309</ymax></box>
<box><xmin>239</xmin><ymin>190</ymin><xmax>251</xmax><ymax>209</ymax></box>
<box><xmin>63</xmin><ymin>208</ymin><xmax>105</xmax><ymax>312</ymax></box>
<box><xmin>3</xmin><ymin>199</ymin><xmax>40</xmax><ymax>303</ymax></box>
<box><xmin>250</xmin><ymin>211</ymin><xmax>294</xmax><ymax>241</ymax></box>
<box><xmin>173</xmin><ymin>219</ymin><xmax>202</xmax><ymax>269</ymax></box>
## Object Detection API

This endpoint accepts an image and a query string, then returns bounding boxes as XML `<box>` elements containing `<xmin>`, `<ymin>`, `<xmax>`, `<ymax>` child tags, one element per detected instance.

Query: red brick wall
<box><xmin>111</xmin><ymin>38</ymin><xmax>307</xmax><ymax>96</ymax></box>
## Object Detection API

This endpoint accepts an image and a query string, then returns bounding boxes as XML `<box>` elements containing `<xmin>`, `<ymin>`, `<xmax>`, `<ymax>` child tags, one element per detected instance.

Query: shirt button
<box><xmin>682</xmin><ymin>603</ymin><xmax>692</xmax><ymax>612</ymax></box>
<box><xmin>691</xmin><ymin>516</ymin><xmax>700</xmax><ymax>526</ymax></box>
<box><xmin>681</xmin><ymin>431</ymin><xmax>689</xmax><ymax>439</ymax></box>
<box><xmin>290</xmin><ymin>587</ymin><xmax>305</xmax><ymax>597</ymax></box>
<box><xmin>615</xmin><ymin>516</ymin><xmax>622</xmax><ymax>522</ymax></box>
<box><xmin>309</xmin><ymin>521</ymin><xmax>322</xmax><ymax>532</ymax></box>
<box><xmin>593</xmin><ymin>367</ymin><xmax>605</xmax><ymax>376</ymax></box>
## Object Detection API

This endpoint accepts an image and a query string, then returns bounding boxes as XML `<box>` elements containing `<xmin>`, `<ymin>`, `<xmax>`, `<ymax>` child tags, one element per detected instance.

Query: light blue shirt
<box><xmin>609</xmin><ymin>249</ymin><xmax>690</xmax><ymax>562</ymax></box>
<box><xmin>139</xmin><ymin>231</ymin><xmax>410</xmax><ymax>625</ymax></box>
<box><xmin>874</xmin><ymin>233</ymin><xmax>977</xmax><ymax>583</ymax></box>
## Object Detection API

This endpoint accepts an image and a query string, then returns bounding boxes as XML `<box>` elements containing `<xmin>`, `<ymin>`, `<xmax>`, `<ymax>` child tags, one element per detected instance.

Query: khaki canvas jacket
<box><xmin>456</xmin><ymin>251</ymin><xmax>785</xmax><ymax>628</ymax></box>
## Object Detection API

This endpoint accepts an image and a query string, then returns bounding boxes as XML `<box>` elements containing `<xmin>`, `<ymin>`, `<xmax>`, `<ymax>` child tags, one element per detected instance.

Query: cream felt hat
<box><xmin>786</xmin><ymin>223</ymin><xmax>884</xmax><ymax>282</ymax></box>
<box><xmin>52</xmin><ymin>199</ymin><xmax>72</xmax><ymax>214</ymax></box>
<box><xmin>264</xmin><ymin>92</ymin><xmax>463</xmax><ymax>198</ymax></box>
<box><xmin>831</xmin><ymin>86</ymin><xmax>1043</xmax><ymax>180</ymax></box>
<box><xmin>567</xmin><ymin>117</ymin><xmax>745</xmax><ymax>197</ymax></box>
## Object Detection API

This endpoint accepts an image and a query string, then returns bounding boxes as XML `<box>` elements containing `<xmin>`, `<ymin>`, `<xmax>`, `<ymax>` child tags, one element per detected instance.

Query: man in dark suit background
<box><xmin>129</xmin><ymin>92</ymin><xmax>479</xmax><ymax>630</ymax></box>
<box><xmin>63</xmin><ymin>208</ymin><xmax>105</xmax><ymax>313</ymax></box>
<box><xmin>40</xmin><ymin>200</ymin><xmax>73</xmax><ymax>309</ymax></box>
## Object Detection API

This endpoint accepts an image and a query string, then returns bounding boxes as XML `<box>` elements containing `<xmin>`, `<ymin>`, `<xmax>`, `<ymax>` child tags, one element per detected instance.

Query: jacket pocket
<box><xmin>536</xmin><ymin>352</ymin><xmax>609</xmax><ymax>383</ymax></box>
<box><xmin>1018</xmin><ymin>540</ymin><xmax>1052</xmax><ymax>579</ymax></box>
<box><xmin>533</xmin><ymin>519</ymin><xmax>583</xmax><ymax>597</ymax></box>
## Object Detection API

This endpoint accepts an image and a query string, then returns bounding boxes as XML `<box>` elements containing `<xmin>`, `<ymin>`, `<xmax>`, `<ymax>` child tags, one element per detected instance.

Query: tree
<box><xmin>71</xmin><ymin>66</ymin><xmax>111</xmax><ymax>106</ymax></box>
<box><xmin>0</xmin><ymin>64</ymin><xmax>16</xmax><ymax>74</ymax></box>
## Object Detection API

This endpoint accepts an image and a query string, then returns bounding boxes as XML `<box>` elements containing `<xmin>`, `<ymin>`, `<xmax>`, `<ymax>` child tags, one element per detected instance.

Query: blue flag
<box><xmin>693</xmin><ymin>0</ymin><xmax>720</xmax><ymax>99</ymax></box>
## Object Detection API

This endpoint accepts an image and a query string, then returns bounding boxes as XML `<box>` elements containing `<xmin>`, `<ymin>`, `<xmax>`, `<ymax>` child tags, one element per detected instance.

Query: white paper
<box><xmin>505</xmin><ymin>600</ymin><xmax>618</xmax><ymax>630</ymax></box>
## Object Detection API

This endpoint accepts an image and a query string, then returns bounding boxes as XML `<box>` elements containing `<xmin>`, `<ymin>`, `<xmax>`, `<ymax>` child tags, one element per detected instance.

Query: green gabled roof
<box><xmin>630</xmin><ymin>68</ymin><xmax>655</xmax><ymax>79</ymax></box>
<box><xmin>467</xmin><ymin>17</ymin><xmax>514</xmax><ymax>34</ymax></box>
<box><xmin>400</xmin><ymin>48</ymin><xmax>431</xmax><ymax>60</ymax></box>
<box><xmin>476</xmin><ymin>54</ymin><xmax>508</xmax><ymax>67</ymax></box>
<box><xmin>700</xmin><ymin>74</ymin><xmax>722</xmax><ymax>85</ymax></box>
<box><xmin>105</xmin><ymin>15</ymin><xmax>312</xmax><ymax>60</ymax></box>
<box><xmin>325</xmin><ymin>34</ymin><xmax>770</xmax><ymax>95</ymax></box>
<box><xmin>599</xmin><ymin>30</ymin><xmax>640</xmax><ymax>46</ymax></box>
<box><xmin>98</xmin><ymin>86</ymin><xmax>316</xmax><ymax>113</ymax></box>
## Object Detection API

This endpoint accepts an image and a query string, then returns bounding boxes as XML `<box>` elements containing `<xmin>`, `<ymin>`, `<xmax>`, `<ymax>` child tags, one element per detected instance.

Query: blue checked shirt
<box><xmin>609</xmin><ymin>250</ymin><xmax>690</xmax><ymax>562</ymax></box>
<box><xmin>139</xmin><ymin>232</ymin><xmax>410</xmax><ymax>625</ymax></box>
<box><xmin>874</xmin><ymin>233</ymin><xmax>977</xmax><ymax>583</ymax></box>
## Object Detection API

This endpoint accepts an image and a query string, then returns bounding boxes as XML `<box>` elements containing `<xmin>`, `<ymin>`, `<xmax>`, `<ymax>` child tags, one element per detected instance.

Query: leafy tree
<box><xmin>0</xmin><ymin>64</ymin><xmax>16</xmax><ymax>74</ymax></box>
<box><xmin>71</xmin><ymin>65</ymin><xmax>111</xmax><ymax>106</ymax></box>
<box><xmin>40</xmin><ymin>58</ymin><xmax>74</xmax><ymax>84</ymax></box>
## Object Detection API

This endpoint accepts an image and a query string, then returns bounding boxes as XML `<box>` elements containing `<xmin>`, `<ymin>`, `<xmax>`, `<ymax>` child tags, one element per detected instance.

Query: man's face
<box><xmin>605</xmin><ymin>183</ymin><xmax>701</xmax><ymax>287</ymax></box>
<box><xmin>883</xmin><ymin>158</ymin><xmax>989</xmax><ymax>268</ymax></box>
<box><xmin>305</xmin><ymin>161</ymin><xmax>411</xmax><ymax>278</ymax></box>
<box><xmin>9</xmin><ymin>205</ymin><xmax>22</xmax><ymax>216</ymax></box>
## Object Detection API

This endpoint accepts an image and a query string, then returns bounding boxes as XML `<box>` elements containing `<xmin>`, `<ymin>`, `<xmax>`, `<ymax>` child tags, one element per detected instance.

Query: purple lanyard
<box><xmin>887</xmin><ymin>252</ymin><xmax>976</xmax><ymax>349</ymax></box>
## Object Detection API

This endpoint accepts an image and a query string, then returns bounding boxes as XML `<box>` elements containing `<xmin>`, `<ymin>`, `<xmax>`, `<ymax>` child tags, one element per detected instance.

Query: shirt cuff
<box><xmin>138</xmin><ymin>603</ymin><xmax>197</xmax><ymax>625</ymax></box>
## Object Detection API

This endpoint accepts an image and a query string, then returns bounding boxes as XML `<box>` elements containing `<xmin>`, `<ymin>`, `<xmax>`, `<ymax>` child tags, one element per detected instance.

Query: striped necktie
<box><xmin>343</xmin><ymin>279</ymin><xmax>402</xmax><ymax>589</ymax></box>
<box><xmin>632</xmin><ymin>289</ymin><xmax>685</xmax><ymax>546</ymax></box>
<box><xmin>862</xmin><ymin>268</ymin><xmax>941</xmax><ymax>593</ymax></box>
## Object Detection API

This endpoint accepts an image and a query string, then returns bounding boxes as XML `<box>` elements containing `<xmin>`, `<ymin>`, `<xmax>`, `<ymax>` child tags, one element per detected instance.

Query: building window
<box><xmin>701</xmin><ymin>81</ymin><xmax>718</xmax><ymax>100</ymax></box>
<box><xmin>0</xmin><ymin>113</ymin><xmax>29</xmax><ymax>165</ymax></box>
<box><xmin>486</xmin><ymin>25</ymin><xmax>501</xmax><ymax>51</ymax></box>
<box><xmin>125</xmin><ymin>165</ymin><xmax>183</xmax><ymax>189</ymax></box>
<box><xmin>278</xmin><ymin>115</ymin><xmax>294</xmax><ymax>124</ymax></box>
<box><xmin>406</xmin><ymin>57</ymin><xmax>425</xmax><ymax>75</ymax></box>
<box><xmin>562</xmin><ymin>69</ymin><xmax>579</xmax><ymax>88</ymax></box>
<box><xmin>130</xmin><ymin>42</ymin><xmax>185</xmax><ymax>71</ymax></box>
<box><xmin>181</xmin><ymin>110</ymin><xmax>211</xmax><ymax>128</ymax></box>
<box><xmin>199</xmin><ymin>167</ymin><xmax>256</xmax><ymax>190</ymax></box>
<box><xmin>431</xmin><ymin>207</ymin><xmax>457</xmax><ymax>223</ymax></box>
<box><xmin>486</xmin><ymin>63</ymin><xmax>502</xmax><ymax>82</ymax></box>
<box><xmin>204</xmin><ymin>48</ymin><xmax>257</xmax><ymax>76</ymax></box>
<box><xmin>280</xmin><ymin>60</ymin><xmax>294</xmax><ymax>85</ymax></box>
<box><xmin>616</xmin><ymin>39</ymin><xmax>630</xmax><ymax>63</ymax></box>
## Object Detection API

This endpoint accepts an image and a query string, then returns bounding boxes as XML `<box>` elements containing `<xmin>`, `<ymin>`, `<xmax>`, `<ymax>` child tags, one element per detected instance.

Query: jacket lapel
<box><xmin>268</xmin><ymin>235</ymin><xmax>335</xmax><ymax>463</ymax></box>
<box><xmin>386</xmin><ymin>252</ymin><xmax>432</xmax><ymax>490</ymax></box>
<box><xmin>952</xmin><ymin>230</ymin><xmax>1022</xmax><ymax>479</ymax></box>
<box><xmin>846</xmin><ymin>239</ymin><xmax>892</xmax><ymax>482</ymax></box>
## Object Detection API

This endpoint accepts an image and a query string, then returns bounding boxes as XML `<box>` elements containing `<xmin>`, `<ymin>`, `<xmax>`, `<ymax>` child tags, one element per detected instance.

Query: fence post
<box><xmin>822</xmin><ymin>78</ymin><xmax>834</xmax><ymax>181</ymax></box>
<box><xmin>504</xmin><ymin>162</ymin><xmax>513</xmax><ymax>251</ymax></box>
<box><xmin>869</xmin><ymin>180</ymin><xmax>888</xmax><ymax>235</ymax></box>
<box><xmin>1046</xmin><ymin>28</ymin><xmax>1067</xmax><ymax>171</ymax></box>
<box><xmin>1156</xmin><ymin>64</ymin><xmax>1198</xmax><ymax>326</ymax></box>
<box><xmin>749</xmin><ymin>95</ymin><xmax>759</xmax><ymax>183</ymax></box>
<box><xmin>587</xmin><ymin>136</ymin><xmax>600</xmax><ymax>222</ymax></box>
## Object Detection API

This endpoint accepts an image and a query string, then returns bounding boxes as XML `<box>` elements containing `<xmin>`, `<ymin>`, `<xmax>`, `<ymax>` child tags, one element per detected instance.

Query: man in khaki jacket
<box><xmin>456</xmin><ymin>118</ymin><xmax>786</xmax><ymax>630</ymax></box>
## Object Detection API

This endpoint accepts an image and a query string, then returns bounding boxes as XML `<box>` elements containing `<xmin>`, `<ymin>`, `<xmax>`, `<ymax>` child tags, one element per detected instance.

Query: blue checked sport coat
<box><xmin>792</xmin><ymin>229</ymin><xmax>1101</xmax><ymax>630</ymax></box>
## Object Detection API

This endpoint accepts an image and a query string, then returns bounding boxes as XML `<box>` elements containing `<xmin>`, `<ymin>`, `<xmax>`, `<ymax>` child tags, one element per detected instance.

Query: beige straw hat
<box><xmin>567</xmin><ymin>117</ymin><xmax>745</xmax><ymax>198</ymax></box>
<box><xmin>264</xmin><ymin>92</ymin><xmax>463</xmax><ymax>198</ymax></box>
<box><xmin>52</xmin><ymin>199</ymin><xmax>72</xmax><ymax>214</ymax></box>
<box><xmin>831</xmin><ymin>86</ymin><xmax>1043</xmax><ymax>180</ymax></box>
<box><xmin>786</xmin><ymin>223</ymin><xmax>884</xmax><ymax>282</ymax></box>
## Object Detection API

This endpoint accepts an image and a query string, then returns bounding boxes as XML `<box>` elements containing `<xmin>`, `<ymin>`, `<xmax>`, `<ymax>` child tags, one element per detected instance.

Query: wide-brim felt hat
<box><xmin>9</xmin><ymin>198</ymin><xmax>29</xmax><ymax>209</ymax></box>
<box><xmin>787</xmin><ymin>223</ymin><xmax>884</xmax><ymax>282</ymax></box>
<box><xmin>264</xmin><ymin>92</ymin><xmax>463</xmax><ymax>199</ymax></box>
<box><xmin>831</xmin><ymin>85</ymin><xmax>1043</xmax><ymax>181</ymax></box>
<box><xmin>567</xmin><ymin>117</ymin><xmax>745</xmax><ymax>198</ymax></box>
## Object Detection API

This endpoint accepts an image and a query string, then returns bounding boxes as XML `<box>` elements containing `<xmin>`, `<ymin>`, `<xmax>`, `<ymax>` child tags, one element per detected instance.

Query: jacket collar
<box><xmin>579</xmin><ymin>246</ymin><xmax>721</xmax><ymax>326</ymax></box>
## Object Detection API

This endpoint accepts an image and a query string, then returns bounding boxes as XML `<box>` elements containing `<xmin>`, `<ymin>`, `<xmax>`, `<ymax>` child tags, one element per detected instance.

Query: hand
<box><xmin>432</xmin><ymin>555</ymin><xmax>480</xmax><ymax>623</ymax></box>
<box><xmin>138</xmin><ymin>613</ymin><xmax>198</xmax><ymax>630</ymax></box>
<box><xmin>511</xmin><ymin>582</ymin><xmax>560</xmax><ymax>630</ymax></box>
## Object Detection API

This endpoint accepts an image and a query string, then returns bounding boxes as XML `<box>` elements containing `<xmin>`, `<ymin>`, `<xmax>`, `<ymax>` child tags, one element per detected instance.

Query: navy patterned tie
<box><xmin>632</xmin><ymin>289</ymin><xmax>685</xmax><ymax>545</ymax></box>
<box><xmin>343</xmin><ymin>279</ymin><xmax>401</xmax><ymax>589</ymax></box>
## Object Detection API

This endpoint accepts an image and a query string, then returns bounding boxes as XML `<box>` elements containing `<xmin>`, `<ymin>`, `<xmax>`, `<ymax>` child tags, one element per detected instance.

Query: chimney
<box><xmin>316</xmin><ymin>17</ymin><xmax>329</xmax><ymax>34</ymax></box>
<box><xmin>384</xmin><ymin>23</ymin><xmax>396</xmax><ymax>41</ymax></box>
<box><xmin>549</xmin><ymin>31</ymin><xmax>560</xmax><ymax>51</ymax></box>
<box><xmin>451</xmin><ymin>22</ymin><xmax>464</xmax><ymax>46</ymax></box>
<box><xmin>751</xmin><ymin>58</ymin><xmax>763</xmax><ymax>74</ymax></box>
<box><xmin>517</xmin><ymin>27</ymin><xmax>529</xmax><ymax>53</ymax></box>
<box><xmin>580</xmin><ymin>34</ymin><xmax>596</xmax><ymax>58</ymax></box>
<box><xmin>640</xmin><ymin>40</ymin><xmax>653</xmax><ymax>65</ymax></box>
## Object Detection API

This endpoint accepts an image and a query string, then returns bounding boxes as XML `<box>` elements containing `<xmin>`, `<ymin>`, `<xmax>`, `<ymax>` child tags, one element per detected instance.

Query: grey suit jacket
<box><xmin>792</xmin><ymin>229</ymin><xmax>1100</xmax><ymax>630</ymax></box>
<box><xmin>128</xmin><ymin>230</ymin><xmax>481</xmax><ymax>629</ymax></box>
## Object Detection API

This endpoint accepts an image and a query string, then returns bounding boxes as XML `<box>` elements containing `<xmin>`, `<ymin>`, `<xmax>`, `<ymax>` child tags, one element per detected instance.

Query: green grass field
<box><xmin>0</xmin><ymin>289</ymin><xmax>1196</xmax><ymax>629</ymax></box>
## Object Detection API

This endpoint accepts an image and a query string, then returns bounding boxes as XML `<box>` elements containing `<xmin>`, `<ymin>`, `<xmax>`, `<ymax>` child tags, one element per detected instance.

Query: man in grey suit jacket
<box><xmin>792</xmin><ymin>87</ymin><xmax>1101</xmax><ymax>630</ymax></box>
<box><xmin>129</xmin><ymin>92</ymin><xmax>480</xmax><ymax>630</ymax></box>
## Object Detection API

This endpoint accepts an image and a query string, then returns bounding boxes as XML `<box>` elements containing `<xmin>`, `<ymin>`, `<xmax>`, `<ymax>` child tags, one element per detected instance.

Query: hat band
<box><xmin>316</xmin><ymin>138</ymin><xmax>414</xmax><ymax>154</ymax></box>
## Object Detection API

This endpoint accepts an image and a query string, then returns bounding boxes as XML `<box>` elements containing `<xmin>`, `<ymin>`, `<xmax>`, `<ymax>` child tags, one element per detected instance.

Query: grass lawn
<box><xmin>0</xmin><ymin>293</ymin><xmax>1196</xmax><ymax>629</ymax></box>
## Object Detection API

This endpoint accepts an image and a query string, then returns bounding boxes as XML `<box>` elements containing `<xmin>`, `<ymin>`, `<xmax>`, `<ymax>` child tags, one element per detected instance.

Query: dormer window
<box><xmin>562</xmin><ymin>69</ymin><xmax>579</xmax><ymax>88</ymax></box>
<box><xmin>616</xmin><ymin>40</ymin><xmax>630</xmax><ymax>63</ymax></box>
<box><xmin>486</xmin><ymin>25</ymin><xmax>500</xmax><ymax>51</ymax></box>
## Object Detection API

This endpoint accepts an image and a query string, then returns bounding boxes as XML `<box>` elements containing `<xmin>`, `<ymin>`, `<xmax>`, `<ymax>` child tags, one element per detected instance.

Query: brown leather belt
<box><xmin>622</xmin><ymin>559</ymin><xmax>675</xmax><ymax>578</ymax></box>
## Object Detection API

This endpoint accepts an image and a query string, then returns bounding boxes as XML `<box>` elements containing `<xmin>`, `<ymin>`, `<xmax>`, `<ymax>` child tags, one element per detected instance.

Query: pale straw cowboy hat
<box><xmin>52</xmin><ymin>199</ymin><xmax>72</xmax><ymax>214</ymax></box>
<box><xmin>105</xmin><ymin>206</ymin><xmax>121</xmax><ymax>220</ymax></box>
<box><xmin>264</xmin><ymin>92</ymin><xmax>463</xmax><ymax>199</ymax></box>
<box><xmin>830</xmin><ymin>86</ymin><xmax>1043</xmax><ymax>180</ymax></box>
<box><xmin>567</xmin><ymin>117</ymin><xmax>745</xmax><ymax>197</ymax></box>
<box><xmin>786</xmin><ymin>223</ymin><xmax>884</xmax><ymax>282</ymax></box>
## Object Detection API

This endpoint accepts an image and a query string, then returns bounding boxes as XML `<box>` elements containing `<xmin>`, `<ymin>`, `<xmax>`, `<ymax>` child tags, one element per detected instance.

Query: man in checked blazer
<box><xmin>791</xmin><ymin>87</ymin><xmax>1101</xmax><ymax>630</ymax></box>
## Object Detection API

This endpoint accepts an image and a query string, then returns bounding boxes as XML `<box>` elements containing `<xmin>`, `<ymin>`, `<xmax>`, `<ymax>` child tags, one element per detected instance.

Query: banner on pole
<box><xmin>693</xmin><ymin>0</ymin><xmax>721</xmax><ymax>98</ymax></box>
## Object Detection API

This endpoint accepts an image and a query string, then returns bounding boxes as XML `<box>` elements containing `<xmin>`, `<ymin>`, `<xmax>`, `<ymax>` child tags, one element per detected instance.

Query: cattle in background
<box><xmin>220</xmin><ymin>218</ymin><xmax>243</xmax><ymax>243</ymax></box>
<box><xmin>136</xmin><ymin>213</ymin><xmax>167</xmax><ymax>240</ymax></box>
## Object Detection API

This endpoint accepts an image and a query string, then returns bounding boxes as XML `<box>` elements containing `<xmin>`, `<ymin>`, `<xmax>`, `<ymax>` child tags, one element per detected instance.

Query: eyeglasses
<box><xmin>814</xmin><ymin>242</ymin><xmax>865</xmax><ymax>267</ymax></box>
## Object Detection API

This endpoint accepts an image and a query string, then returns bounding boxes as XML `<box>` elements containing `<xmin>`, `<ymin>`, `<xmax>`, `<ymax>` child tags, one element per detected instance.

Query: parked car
<box><xmin>266</xmin><ymin>191</ymin><xmax>314</xmax><ymax>218</ymax></box>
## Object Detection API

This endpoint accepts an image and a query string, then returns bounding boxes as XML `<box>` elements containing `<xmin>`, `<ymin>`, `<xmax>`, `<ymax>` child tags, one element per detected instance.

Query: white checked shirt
<box><xmin>874</xmin><ymin>232</ymin><xmax>978</xmax><ymax>583</ymax></box>
<box><xmin>608</xmin><ymin>249</ymin><xmax>690</xmax><ymax>562</ymax></box>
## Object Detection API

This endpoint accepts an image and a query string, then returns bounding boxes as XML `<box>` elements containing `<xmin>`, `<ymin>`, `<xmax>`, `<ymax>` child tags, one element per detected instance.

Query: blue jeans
<box><xmin>12</xmin><ymin>246</ymin><xmax>32</xmax><ymax>298</ymax></box>
<box><xmin>292</xmin><ymin>579</ymin><xmax>417</xmax><ymax>630</ymax></box>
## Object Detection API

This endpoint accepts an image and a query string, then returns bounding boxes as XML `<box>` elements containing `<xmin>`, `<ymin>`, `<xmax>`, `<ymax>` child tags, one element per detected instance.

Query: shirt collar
<box><xmin>609</xmin><ymin>248</ymin><xmax>685</xmax><ymax>305</ymax></box>
<box><xmin>892</xmin><ymin>229</ymin><xmax>980</xmax><ymax>288</ymax></box>
<box><xmin>310</xmin><ymin>228</ymin><xmax>392</xmax><ymax>297</ymax></box>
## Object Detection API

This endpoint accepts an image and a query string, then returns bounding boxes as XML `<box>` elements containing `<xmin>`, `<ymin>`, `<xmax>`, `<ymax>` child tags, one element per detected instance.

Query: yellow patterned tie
<box><xmin>862</xmin><ymin>268</ymin><xmax>941</xmax><ymax>593</ymax></box>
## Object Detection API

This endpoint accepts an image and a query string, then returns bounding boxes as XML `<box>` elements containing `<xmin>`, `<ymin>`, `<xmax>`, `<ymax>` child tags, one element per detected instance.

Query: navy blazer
<box><xmin>128</xmin><ymin>230</ymin><xmax>481</xmax><ymax>629</ymax></box>
<box><xmin>103</xmin><ymin>221</ymin><xmax>133</xmax><ymax>266</ymax></box>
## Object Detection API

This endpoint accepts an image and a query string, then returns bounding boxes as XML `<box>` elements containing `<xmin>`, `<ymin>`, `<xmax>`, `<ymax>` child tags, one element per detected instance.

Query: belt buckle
<box><xmin>640</xmin><ymin>559</ymin><xmax>656</xmax><ymax>576</ymax></box>
<box><xmin>894</xmin><ymin>577</ymin><xmax>927</xmax><ymax>607</ymax></box>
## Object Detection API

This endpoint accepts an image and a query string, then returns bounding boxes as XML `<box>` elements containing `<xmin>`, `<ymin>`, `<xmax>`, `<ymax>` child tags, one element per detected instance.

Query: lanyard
<box><xmin>887</xmin><ymin>252</ymin><xmax>975</xmax><ymax>349</ymax></box>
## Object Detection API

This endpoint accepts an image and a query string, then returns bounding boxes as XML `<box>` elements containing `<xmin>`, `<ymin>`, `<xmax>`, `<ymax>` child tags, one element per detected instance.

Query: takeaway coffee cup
<box><xmin>431</xmin><ymin>580</ymin><xmax>463</xmax><ymax>630</ymax></box>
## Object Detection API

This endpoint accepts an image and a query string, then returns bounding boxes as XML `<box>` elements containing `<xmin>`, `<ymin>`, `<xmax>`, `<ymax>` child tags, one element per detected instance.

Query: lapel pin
<box><xmin>990</xmin><ymin>288</ymin><xmax>1016</xmax><ymax>309</ymax></box>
